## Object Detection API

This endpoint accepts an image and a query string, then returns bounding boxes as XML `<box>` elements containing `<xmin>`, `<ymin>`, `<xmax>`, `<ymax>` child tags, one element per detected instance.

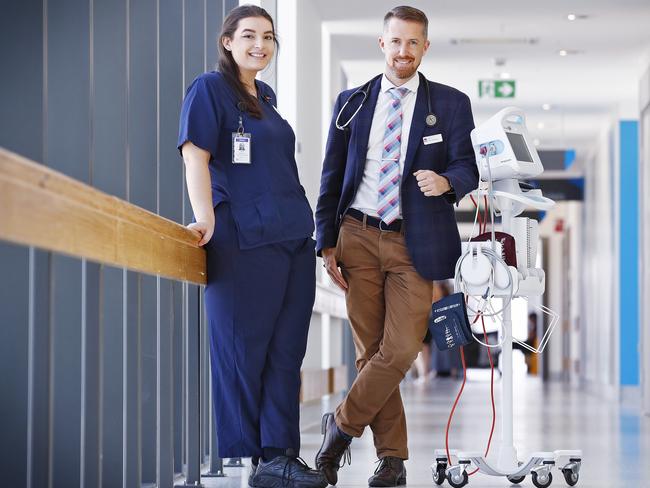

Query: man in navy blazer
<box><xmin>315</xmin><ymin>6</ymin><xmax>478</xmax><ymax>486</ymax></box>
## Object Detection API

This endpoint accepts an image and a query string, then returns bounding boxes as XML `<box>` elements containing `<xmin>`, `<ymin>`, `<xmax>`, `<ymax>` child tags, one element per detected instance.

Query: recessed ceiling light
<box><xmin>566</xmin><ymin>13</ymin><xmax>589</xmax><ymax>21</ymax></box>
<box><xmin>558</xmin><ymin>48</ymin><xmax>583</xmax><ymax>56</ymax></box>
<box><xmin>499</xmin><ymin>72</ymin><xmax>511</xmax><ymax>79</ymax></box>
<box><xmin>567</xmin><ymin>13</ymin><xmax>577</xmax><ymax>21</ymax></box>
<box><xmin>537</xmin><ymin>122</ymin><xmax>545</xmax><ymax>130</ymax></box>
<box><xmin>542</xmin><ymin>103</ymin><xmax>551</xmax><ymax>111</ymax></box>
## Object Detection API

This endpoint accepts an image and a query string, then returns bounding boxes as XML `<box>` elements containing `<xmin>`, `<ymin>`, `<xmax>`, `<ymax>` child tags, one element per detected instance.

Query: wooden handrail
<box><xmin>0</xmin><ymin>147</ymin><xmax>206</xmax><ymax>284</ymax></box>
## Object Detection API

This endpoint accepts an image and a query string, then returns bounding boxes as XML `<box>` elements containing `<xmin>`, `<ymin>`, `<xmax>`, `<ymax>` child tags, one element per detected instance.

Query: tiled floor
<box><xmin>203</xmin><ymin>375</ymin><xmax>650</xmax><ymax>487</ymax></box>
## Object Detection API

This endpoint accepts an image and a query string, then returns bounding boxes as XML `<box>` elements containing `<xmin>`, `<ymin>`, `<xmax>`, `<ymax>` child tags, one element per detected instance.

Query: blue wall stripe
<box><xmin>564</xmin><ymin>149</ymin><xmax>576</xmax><ymax>169</ymax></box>
<box><xmin>619</xmin><ymin>120</ymin><xmax>640</xmax><ymax>386</ymax></box>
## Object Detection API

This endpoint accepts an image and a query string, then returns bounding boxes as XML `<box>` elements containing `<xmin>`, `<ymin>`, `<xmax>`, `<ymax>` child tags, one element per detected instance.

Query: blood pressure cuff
<box><xmin>429</xmin><ymin>292</ymin><xmax>473</xmax><ymax>351</ymax></box>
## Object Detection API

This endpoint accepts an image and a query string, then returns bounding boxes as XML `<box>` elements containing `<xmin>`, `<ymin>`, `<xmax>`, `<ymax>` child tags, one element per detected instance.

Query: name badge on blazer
<box><xmin>423</xmin><ymin>134</ymin><xmax>443</xmax><ymax>145</ymax></box>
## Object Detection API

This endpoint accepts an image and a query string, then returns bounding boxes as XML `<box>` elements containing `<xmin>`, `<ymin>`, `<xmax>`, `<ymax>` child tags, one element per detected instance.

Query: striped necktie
<box><xmin>377</xmin><ymin>86</ymin><xmax>409</xmax><ymax>225</ymax></box>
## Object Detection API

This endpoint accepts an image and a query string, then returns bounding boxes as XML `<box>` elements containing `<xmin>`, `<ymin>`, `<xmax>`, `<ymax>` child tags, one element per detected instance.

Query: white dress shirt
<box><xmin>350</xmin><ymin>72</ymin><xmax>420</xmax><ymax>218</ymax></box>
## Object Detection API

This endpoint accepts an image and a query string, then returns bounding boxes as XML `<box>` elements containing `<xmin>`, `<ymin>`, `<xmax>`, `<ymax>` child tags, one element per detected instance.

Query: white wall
<box><xmin>277</xmin><ymin>0</ymin><xmax>323</xmax><ymax>208</ymax></box>
<box><xmin>639</xmin><ymin>67</ymin><xmax>650</xmax><ymax>415</ymax></box>
<box><xmin>567</xmin><ymin>202</ymin><xmax>584</xmax><ymax>386</ymax></box>
<box><xmin>545</xmin><ymin>225</ymin><xmax>565</xmax><ymax>381</ymax></box>
<box><xmin>277</xmin><ymin>0</ymin><xmax>348</xmax><ymax>370</ymax></box>
<box><xmin>581</xmin><ymin>120</ymin><xmax>619</xmax><ymax>396</ymax></box>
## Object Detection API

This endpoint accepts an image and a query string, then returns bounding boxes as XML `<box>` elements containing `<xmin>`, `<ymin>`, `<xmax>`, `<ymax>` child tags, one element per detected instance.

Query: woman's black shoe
<box><xmin>251</xmin><ymin>455</ymin><xmax>328</xmax><ymax>488</ymax></box>
<box><xmin>248</xmin><ymin>460</ymin><xmax>259</xmax><ymax>487</ymax></box>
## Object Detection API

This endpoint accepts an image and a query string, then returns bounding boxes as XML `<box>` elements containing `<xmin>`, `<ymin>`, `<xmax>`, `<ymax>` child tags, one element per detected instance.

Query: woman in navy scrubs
<box><xmin>177</xmin><ymin>6</ymin><xmax>325</xmax><ymax>488</ymax></box>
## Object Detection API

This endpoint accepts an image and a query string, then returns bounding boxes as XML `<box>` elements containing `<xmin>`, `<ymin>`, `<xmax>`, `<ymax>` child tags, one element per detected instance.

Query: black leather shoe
<box><xmin>252</xmin><ymin>455</ymin><xmax>328</xmax><ymax>488</ymax></box>
<box><xmin>367</xmin><ymin>457</ymin><xmax>406</xmax><ymax>487</ymax></box>
<box><xmin>315</xmin><ymin>413</ymin><xmax>352</xmax><ymax>485</ymax></box>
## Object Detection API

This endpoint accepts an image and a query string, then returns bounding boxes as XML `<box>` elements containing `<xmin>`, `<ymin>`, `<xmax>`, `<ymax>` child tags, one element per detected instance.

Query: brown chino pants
<box><xmin>334</xmin><ymin>215</ymin><xmax>433</xmax><ymax>460</ymax></box>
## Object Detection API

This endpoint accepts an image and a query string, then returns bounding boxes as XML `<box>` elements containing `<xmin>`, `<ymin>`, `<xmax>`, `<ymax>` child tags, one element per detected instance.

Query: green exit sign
<box><xmin>479</xmin><ymin>80</ymin><xmax>516</xmax><ymax>98</ymax></box>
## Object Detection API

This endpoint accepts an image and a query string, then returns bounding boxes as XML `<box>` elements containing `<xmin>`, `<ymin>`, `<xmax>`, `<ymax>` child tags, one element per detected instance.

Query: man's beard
<box><xmin>389</xmin><ymin>57</ymin><xmax>418</xmax><ymax>79</ymax></box>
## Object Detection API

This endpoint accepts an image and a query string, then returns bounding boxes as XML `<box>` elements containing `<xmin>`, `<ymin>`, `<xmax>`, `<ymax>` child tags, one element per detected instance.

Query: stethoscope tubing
<box><xmin>335</xmin><ymin>72</ymin><xmax>435</xmax><ymax>131</ymax></box>
<box><xmin>335</xmin><ymin>89</ymin><xmax>369</xmax><ymax>130</ymax></box>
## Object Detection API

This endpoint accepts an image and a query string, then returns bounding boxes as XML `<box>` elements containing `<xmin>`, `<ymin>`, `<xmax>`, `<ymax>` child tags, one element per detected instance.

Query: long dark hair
<box><xmin>218</xmin><ymin>5</ymin><xmax>278</xmax><ymax>119</ymax></box>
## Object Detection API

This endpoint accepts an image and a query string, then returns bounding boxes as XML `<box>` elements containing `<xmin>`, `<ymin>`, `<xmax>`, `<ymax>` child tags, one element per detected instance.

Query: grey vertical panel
<box><xmin>0</xmin><ymin>3</ymin><xmax>45</xmax><ymax>482</ymax></box>
<box><xmin>0</xmin><ymin>243</ymin><xmax>30</xmax><ymax>486</ymax></box>
<box><xmin>184</xmin><ymin>284</ymin><xmax>201</xmax><ymax>483</ymax></box>
<box><xmin>224</xmin><ymin>0</ymin><xmax>238</xmax><ymax>15</ymax></box>
<box><xmin>159</xmin><ymin>0</ymin><xmax>184</xmax><ymax>223</ymax></box>
<box><xmin>128</xmin><ymin>0</ymin><xmax>158</xmax><ymax>211</ymax></box>
<box><xmin>183</xmin><ymin>0</ymin><xmax>206</xmax><ymax>84</ymax></box>
<box><xmin>158</xmin><ymin>278</ymin><xmax>175</xmax><ymax>487</ymax></box>
<box><xmin>124</xmin><ymin>271</ymin><xmax>141</xmax><ymax>487</ymax></box>
<box><xmin>46</xmin><ymin>0</ymin><xmax>90</xmax><ymax>182</ymax></box>
<box><xmin>173</xmin><ymin>281</ymin><xmax>184</xmax><ymax>474</ymax></box>
<box><xmin>92</xmin><ymin>0</ymin><xmax>128</xmax><ymax>484</ymax></box>
<box><xmin>50</xmin><ymin>255</ymin><xmax>83</xmax><ymax>488</ymax></box>
<box><xmin>182</xmin><ymin>0</ymin><xmax>207</xmax><ymax>226</ymax></box>
<box><xmin>0</xmin><ymin>0</ymin><xmax>43</xmax><ymax>160</ymax></box>
<box><xmin>46</xmin><ymin>0</ymin><xmax>90</xmax><ymax>483</ymax></box>
<box><xmin>102</xmin><ymin>267</ymin><xmax>124</xmax><ymax>488</ymax></box>
<box><xmin>81</xmin><ymin>261</ymin><xmax>101</xmax><ymax>488</ymax></box>
<box><xmin>128</xmin><ymin>2</ymin><xmax>158</xmax><ymax>481</ymax></box>
<box><xmin>141</xmin><ymin>274</ymin><xmax>158</xmax><ymax>483</ymax></box>
<box><xmin>26</xmin><ymin>250</ymin><xmax>52</xmax><ymax>488</ymax></box>
<box><xmin>157</xmin><ymin>2</ymin><xmax>185</xmax><ymax>475</ymax></box>
<box><xmin>92</xmin><ymin>0</ymin><xmax>127</xmax><ymax>199</ymax></box>
<box><xmin>205</xmin><ymin>0</ymin><xmax>223</xmax><ymax>71</ymax></box>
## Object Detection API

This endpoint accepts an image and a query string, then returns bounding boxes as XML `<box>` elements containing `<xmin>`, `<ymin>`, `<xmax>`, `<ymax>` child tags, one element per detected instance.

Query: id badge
<box><xmin>232</xmin><ymin>133</ymin><xmax>252</xmax><ymax>164</ymax></box>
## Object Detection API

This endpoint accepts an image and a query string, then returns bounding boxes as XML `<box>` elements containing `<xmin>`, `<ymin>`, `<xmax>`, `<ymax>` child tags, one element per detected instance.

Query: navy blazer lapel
<box><xmin>402</xmin><ymin>78</ymin><xmax>428</xmax><ymax>180</ymax></box>
<box><xmin>352</xmin><ymin>77</ymin><xmax>381</xmax><ymax>184</ymax></box>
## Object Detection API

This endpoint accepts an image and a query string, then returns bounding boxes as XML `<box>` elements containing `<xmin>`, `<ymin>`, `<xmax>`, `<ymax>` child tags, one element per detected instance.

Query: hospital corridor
<box><xmin>1</xmin><ymin>1</ymin><xmax>650</xmax><ymax>488</ymax></box>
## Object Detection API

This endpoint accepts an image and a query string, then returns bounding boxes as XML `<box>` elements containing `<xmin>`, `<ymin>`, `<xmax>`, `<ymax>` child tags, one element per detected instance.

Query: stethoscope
<box><xmin>335</xmin><ymin>72</ymin><xmax>437</xmax><ymax>131</ymax></box>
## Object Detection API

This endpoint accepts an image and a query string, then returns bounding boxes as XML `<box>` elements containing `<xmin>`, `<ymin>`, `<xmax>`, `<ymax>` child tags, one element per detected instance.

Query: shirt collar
<box><xmin>380</xmin><ymin>71</ymin><xmax>420</xmax><ymax>94</ymax></box>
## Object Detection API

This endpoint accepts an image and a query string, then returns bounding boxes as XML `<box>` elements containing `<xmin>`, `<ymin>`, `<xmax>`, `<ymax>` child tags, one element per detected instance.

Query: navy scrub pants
<box><xmin>205</xmin><ymin>203</ymin><xmax>316</xmax><ymax>458</ymax></box>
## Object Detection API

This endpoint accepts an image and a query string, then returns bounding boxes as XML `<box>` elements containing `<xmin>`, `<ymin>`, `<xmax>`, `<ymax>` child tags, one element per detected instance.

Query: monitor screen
<box><xmin>506</xmin><ymin>132</ymin><xmax>533</xmax><ymax>163</ymax></box>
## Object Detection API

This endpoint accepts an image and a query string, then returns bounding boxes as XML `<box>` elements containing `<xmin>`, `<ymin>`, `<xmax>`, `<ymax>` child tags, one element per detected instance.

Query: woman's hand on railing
<box><xmin>188</xmin><ymin>220</ymin><xmax>214</xmax><ymax>247</ymax></box>
<box><xmin>181</xmin><ymin>142</ymin><xmax>215</xmax><ymax>248</ymax></box>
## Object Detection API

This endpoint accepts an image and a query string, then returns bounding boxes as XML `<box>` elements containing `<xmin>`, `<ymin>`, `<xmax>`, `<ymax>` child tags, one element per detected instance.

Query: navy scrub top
<box><xmin>178</xmin><ymin>72</ymin><xmax>314</xmax><ymax>249</ymax></box>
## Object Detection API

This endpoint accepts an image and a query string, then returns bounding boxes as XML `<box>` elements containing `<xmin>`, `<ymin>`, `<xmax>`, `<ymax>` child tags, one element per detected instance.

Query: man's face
<box><xmin>379</xmin><ymin>17</ymin><xmax>430</xmax><ymax>81</ymax></box>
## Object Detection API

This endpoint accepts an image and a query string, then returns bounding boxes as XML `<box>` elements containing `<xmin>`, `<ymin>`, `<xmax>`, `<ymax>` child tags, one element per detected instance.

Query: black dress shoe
<box><xmin>315</xmin><ymin>413</ymin><xmax>352</xmax><ymax>485</ymax></box>
<box><xmin>367</xmin><ymin>457</ymin><xmax>406</xmax><ymax>487</ymax></box>
<box><xmin>251</xmin><ymin>455</ymin><xmax>328</xmax><ymax>488</ymax></box>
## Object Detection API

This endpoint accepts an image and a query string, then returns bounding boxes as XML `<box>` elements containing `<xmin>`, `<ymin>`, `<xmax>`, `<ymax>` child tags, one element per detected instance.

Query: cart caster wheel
<box><xmin>562</xmin><ymin>468</ymin><xmax>579</xmax><ymax>486</ymax></box>
<box><xmin>447</xmin><ymin>470</ymin><xmax>468</xmax><ymax>488</ymax></box>
<box><xmin>531</xmin><ymin>470</ymin><xmax>553</xmax><ymax>488</ymax></box>
<box><xmin>433</xmin><ymin>463</ymin><xmax>446</xmax><ymax>485</ymax></box>
<box><xmin>507</xmin><ymin>475</ymin><xmax>525</xmax><ymax>484</ymax></box>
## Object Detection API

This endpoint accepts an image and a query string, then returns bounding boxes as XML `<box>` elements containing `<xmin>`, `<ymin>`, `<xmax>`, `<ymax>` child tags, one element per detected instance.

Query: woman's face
<box><xmin>222</xmin><ymin>16</ymin><xmax>275</xmax><ymax>77</ymax></box>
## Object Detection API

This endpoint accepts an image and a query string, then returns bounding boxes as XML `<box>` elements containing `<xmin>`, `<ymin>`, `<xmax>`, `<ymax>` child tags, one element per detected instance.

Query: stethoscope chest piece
<box><xmin>426</xmin><ymin>114</ymin><xmax>437</xmax><ymax>127</ymax></box>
